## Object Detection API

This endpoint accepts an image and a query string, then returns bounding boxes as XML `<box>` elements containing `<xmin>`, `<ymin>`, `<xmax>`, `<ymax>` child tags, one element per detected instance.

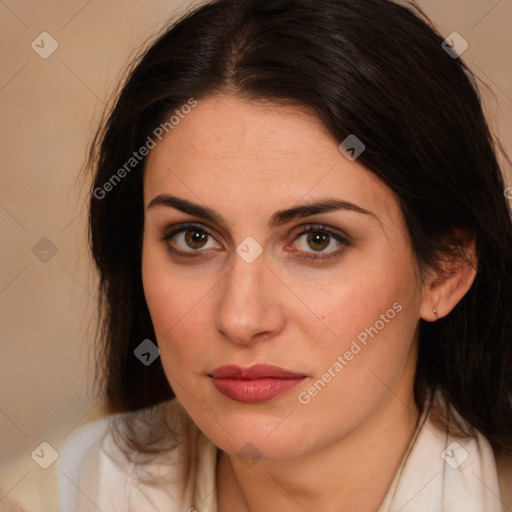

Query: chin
<box><xmin>205</xmin><ymin>415</ymin><xmax>311</xmax><ymax>461</ymax></box>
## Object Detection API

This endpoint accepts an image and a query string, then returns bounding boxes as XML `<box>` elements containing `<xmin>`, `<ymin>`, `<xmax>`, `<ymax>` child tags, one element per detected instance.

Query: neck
<box><xmin>216</xmin><ymin>393</ymin><xmax>421</xmax><ymax>512</ymax></box>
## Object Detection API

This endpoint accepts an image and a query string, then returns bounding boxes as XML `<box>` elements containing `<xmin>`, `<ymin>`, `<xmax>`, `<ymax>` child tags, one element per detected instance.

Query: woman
<box><xmin>58</xmin><ymin>0</ymin><xmax>512</xmax><ymax>510</ymax></box>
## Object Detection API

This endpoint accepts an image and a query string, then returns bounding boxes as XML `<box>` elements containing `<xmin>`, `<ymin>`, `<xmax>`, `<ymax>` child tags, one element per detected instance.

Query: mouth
<box><xmin>209</xmin><ymin>364</ymin><xmax>307</xmax><ymax>404</ymax></box>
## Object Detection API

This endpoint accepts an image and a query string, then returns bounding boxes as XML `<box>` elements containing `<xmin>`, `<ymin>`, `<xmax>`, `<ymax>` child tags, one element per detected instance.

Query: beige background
<box><xmin>1</xmin><ymin>0</ymin><xmax>511</xmax><ymax>510</ymax></box>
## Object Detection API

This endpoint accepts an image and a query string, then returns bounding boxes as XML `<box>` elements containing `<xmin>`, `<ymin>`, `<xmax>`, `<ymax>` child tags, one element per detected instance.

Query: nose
<box><xmin>214</xmin><ymin>250</ymin><xmax>286</xmax><ymax>346</ymax></box>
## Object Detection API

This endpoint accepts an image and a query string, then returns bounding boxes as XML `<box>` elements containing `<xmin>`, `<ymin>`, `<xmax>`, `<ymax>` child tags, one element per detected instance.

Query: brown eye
<box><xmin>184</xmin><ymin>229</ymin><xmax>208</xmax><ymax>249</ymax></box>
<box><xmin>163</xmin><ymin>224</ymin><xmax>222</xmax><ymax>255</ymax></box>
<box><xmin>291</xmin><ymin>225</ymin><xmax>350</xmax><ymax>263</ymax></box>
<box><xmin>306</xmin><ymin>230</ymin><xmax>330</xmax><ymax>251</ymax></box>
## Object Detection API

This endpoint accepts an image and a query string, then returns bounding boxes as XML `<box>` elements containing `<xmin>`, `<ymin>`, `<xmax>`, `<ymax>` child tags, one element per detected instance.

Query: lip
<box><xmin>210</xmin><ymin>364</ymin><xmax>306</xmax><ymax>379</ymax></box>
<box><xmin>209</xmin><ymin>364</ymin><xmax>307</xmax><ymax>404</ymax></box>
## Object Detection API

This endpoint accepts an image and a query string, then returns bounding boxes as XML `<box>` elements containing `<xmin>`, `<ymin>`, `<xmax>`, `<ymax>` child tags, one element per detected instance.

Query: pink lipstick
<box><xmin>209</xmin><ymin>364</ymin><xmax>306</xmax><ymax>404</ymax></box>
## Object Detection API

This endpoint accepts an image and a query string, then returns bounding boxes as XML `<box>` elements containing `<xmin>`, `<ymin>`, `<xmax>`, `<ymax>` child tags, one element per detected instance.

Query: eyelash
<box><xmin>160</xmin><ymin>223</ymin><xmax>350</xmax><ymax>263</ymax></box>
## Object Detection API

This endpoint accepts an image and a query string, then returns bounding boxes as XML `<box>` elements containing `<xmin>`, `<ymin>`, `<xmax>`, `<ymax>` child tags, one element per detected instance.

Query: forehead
<box><xmin>143</xmin><ymin>94</ymin><xmax>398</xmax><ymax>227</ymax></box>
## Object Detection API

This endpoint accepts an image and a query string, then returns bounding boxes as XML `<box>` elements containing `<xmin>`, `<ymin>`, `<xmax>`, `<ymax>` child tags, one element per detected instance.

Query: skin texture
<box><xmin>141</xmin><ymin>94</ymin><xmax>476</xmax><ymax>511</ymax></box>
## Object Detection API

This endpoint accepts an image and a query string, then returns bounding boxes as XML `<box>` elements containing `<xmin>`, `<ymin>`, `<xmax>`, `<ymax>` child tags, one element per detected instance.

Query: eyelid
<box><xmin>162</xmin><ymin>222</ymin><xmax>215</xmax><ymax>239</ymax></box>
<box><xmin>288</xmin><ymin>223</ymin><xmax>350</xmax><ymax>243</ymax></box>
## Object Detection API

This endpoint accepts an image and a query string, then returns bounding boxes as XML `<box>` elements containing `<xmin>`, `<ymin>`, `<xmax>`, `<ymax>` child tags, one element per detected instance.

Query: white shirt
<box><xmin>58</xmin><ymin>397</ymin><xmax>505</xmax><ymax>511</ymax></box>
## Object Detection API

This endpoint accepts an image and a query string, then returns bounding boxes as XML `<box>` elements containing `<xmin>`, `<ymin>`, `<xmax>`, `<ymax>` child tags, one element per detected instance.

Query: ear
<box><xmin>419</xmin><ymin>229</ymin><xmax>477</xmax><ymax>322</ymax></box>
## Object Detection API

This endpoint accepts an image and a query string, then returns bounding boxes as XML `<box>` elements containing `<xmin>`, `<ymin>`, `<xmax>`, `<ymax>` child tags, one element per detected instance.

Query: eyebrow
<box><xmin>147</xmin><ymin>194</ymin><xmax>379</xmax><ymax>227</ymax></box>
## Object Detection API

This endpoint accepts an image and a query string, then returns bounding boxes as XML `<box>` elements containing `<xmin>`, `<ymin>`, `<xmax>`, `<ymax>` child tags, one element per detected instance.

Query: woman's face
<box><xmin>142</xmin><ymin>94</ymin><xmax>427</xmax><ymax>460</ymax></box>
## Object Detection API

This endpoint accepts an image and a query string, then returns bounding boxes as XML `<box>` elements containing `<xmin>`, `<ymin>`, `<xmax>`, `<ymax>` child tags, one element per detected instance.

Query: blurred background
<box><xmin>0</xmin><ymin>0</ymin><xmax>511</xmax><ymax>510</ymax></box>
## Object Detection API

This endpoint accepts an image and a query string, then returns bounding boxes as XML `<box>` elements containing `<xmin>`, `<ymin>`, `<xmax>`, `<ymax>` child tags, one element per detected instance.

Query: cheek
<box><xmin>312</xmin><ymin>292</ymin><xmax>411</xmax><ymax>385</ymax></box>
<box><xmin>305</xmin><ymin>253</ymin><xmax>421</xmax><ymax>394</ymax></box>
<box><xmin>141</xmin><ymin>245</ymin><xmax>216</xmax><ymax>378</ymax></box>
<box><xmin>142</xmin><ymin>247</ymin><xmax>184</xmax><ymax>353</ymax></box>
<box><xmin>315</xmin><ymin>250</ymin><xmax>418</xmax><ymax>344</ymax></box>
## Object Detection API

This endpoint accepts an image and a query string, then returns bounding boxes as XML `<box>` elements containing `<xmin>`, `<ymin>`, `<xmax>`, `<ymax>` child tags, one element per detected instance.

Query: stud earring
<box><xmin>433</xmin><ymin>307</ymin><xmax>439</xmax><ymax>320</ymax></box>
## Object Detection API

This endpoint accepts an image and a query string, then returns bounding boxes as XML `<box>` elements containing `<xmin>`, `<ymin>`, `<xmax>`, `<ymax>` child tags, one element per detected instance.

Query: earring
<box><xmin>433</xmin><ymin>307</ymin><xmax>439</xmax><ymax>320</ymax></box>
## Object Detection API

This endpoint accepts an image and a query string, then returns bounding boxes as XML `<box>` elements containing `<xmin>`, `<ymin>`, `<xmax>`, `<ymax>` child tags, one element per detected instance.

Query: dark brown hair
<box><xmin>88</xmin><ymin>0</ymin><xmax>512</xmax><ymax>455</ymax></box>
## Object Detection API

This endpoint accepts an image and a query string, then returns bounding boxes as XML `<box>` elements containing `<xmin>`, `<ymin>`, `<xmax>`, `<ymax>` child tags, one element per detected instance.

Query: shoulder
<box><xmin>418</xmin><ymin>392</ymin><xmax>508</xmax><ymax>510</ymax></box>
<box><xmin>58</xmin><ymin>412</ymin><xmax>110</xmax><ymax>489</ymax></box>
<box><xmin>58</xmin><ymin>398</ymin><xmax>208</xmax><ymax>512</ymax></box>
